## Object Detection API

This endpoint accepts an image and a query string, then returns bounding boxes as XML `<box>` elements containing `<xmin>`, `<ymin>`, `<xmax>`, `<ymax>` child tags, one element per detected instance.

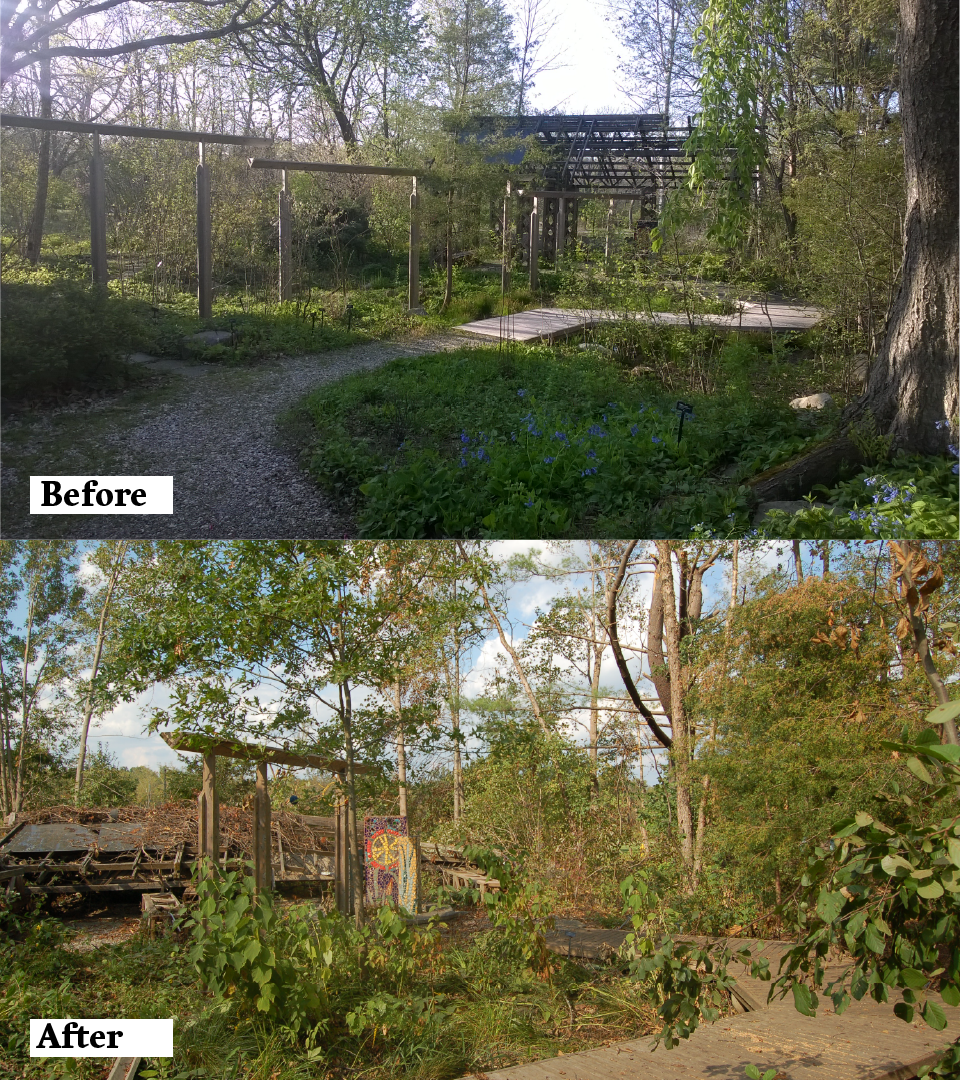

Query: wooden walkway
<box><xmin>463</xmin><ymin>932</ymin><xmax>958</xmax><ymax>1080</ymax></box>
<box><xmin>455</xmin><ymin>302</ymin><xmax>824</xmax><ymax>342</ymax></box>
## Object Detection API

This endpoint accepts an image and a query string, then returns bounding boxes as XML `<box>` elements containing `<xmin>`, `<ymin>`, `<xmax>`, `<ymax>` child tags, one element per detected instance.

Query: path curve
<box><xmin>2</xmin><ymin>333</ymin><xmax>473</xmax><ymax>539</ymax></box>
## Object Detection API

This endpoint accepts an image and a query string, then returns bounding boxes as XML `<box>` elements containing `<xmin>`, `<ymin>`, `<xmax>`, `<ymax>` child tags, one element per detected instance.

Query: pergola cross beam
<box><xmin>161</xmin><ymin>729</ymin><xmax>371</xmax><ymax>902</ymax></box>
<box><xmin>249</xmin><ymin>157</ymin><xmax>423</xmax><ymax>310</ymax></box>
<box><xmin>1</xmin><ymin>113</ymin><xmax>271</xmax><ymax>315</ymax></box>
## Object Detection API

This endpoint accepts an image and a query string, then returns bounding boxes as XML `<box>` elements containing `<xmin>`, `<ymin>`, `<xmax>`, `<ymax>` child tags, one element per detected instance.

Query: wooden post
<box><xmin>200</xmin><ymin>753</ymin><xmax>218</xmax><ymax>875</ymax></box>
<box><xmin>335</xmin><ymin>797</ymin><xmax>342</xmax><ymax>912</ymax></box>
<box><xmin>335</xmin><ymin>793</ymin><xmax>352</xmax><ymax>914</ymax></box>
<box><xmin>556</xmin><ymin>196</ymin><xmax>566</xmax><ymax>268</ymax></box>
<box><xmin>501</xmin><ymin>182</ymin><xmax>511</xmax><ymax>295</ymax></box>
<box><xmin>196</xmin><ymin>142</ymin><xmax>212</xmax><ymax>319</ymax></box>
<box><xmin>278</xmin><ymin>170</ymin><xmax>292</xmax><ymax>303</ymax></box>
<box><xmin>253</xmin><ymin>760</ymin><xmax>272</xmax><ymax>892</ymax></box>
<box><xmin>605</xmin><ymin>199</ymin><xmax>614</xmax><ymax>276</ymax></box>
<box><xmin>90</xmin><ymin>133</ymin><xmax>108</xmax><ymax>285</ymax></box>
<box><xmin>529</xmin><ymin>196</ymin><xmax>539</xmax><ymax>291</ymax></box>
<box><xmin>408</xmin><ymin>177</ymin><xmax>420</xmax><ymax>311</ymax></box>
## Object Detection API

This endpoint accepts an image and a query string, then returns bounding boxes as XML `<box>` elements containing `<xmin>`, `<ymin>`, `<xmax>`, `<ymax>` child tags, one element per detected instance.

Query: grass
<box><xmin>0</xmin><ymin>261</ymin><xmax>370</xmax><ymax>404</ymax></box>
<box><xmin>0</xmin><ymin>895</ymin><xmax>665</xmax><ymax>1080</ymax></box>
<box><xmin>297</xmin><ymin>342</ymin><xmax>843</xmax><ymax>537</ymax></box>
<box><xmin>751</xmin><ymin>455</ymin><xmax>960</xmax><ymax>538</ymax></box>
<box><xmin>5</xmin><ymin>252</ymin><xmax>956</xmax><ymax>538</ymax></box>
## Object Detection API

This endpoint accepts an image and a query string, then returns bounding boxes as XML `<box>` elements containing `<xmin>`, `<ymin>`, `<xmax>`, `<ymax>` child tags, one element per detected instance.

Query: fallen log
<box><xmin>747</xmin><ymin>436</ymin><xmax>865</xmax><ymax>504</ymax></box>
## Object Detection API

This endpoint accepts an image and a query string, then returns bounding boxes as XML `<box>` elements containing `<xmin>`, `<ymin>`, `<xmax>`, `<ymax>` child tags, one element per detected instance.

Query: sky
<box><xmin>80</xmin><ymin>541</ymin><xmax>762</xmax><ymax>778</ymax></box>
<box><xmin>520</xmin><ymin>0</ymin><xmax>635</xmax><ymax>114</ymax></box>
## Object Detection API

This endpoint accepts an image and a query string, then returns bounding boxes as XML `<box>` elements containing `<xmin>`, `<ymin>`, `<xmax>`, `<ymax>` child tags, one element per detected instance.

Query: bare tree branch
<box><xmin>605</xmin><ymin>540</ymin><xmax>673</xmax><ymax>750</ymax></box>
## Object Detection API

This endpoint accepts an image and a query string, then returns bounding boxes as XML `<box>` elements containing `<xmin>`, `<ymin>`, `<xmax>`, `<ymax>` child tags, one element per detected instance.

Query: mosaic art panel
<box><xmin>363</xmin><ymin>815</ymin><xmax>407</xmax><ymax>904</ymax></box>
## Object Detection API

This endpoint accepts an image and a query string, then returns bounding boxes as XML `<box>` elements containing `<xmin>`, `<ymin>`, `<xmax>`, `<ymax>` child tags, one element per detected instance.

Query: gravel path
<box><xmin>2</xmin><ymin>333</ymin><xmax>474</xmax><ymax>538</ymax></box>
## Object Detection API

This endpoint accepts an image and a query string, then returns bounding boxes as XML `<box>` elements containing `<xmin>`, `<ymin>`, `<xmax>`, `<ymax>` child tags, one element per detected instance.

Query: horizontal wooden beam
<box><xmin>0</xmin><ymin>113</ymin><xmax>272</xmax><ymax>146</ymax></box>
<box><xmin>519</xmin><ymin>190</ymin><xmax>652</xmax><ymax>200</ymax></box>
<box><xmin>160</xmin><ymin>730</ymin><xmax>376</xmax><ymax>774</ymax></box>
<box><xmin>249</xmin><ymin>157</ymin><xmax>418</xmax><ymax>177</ymax></box>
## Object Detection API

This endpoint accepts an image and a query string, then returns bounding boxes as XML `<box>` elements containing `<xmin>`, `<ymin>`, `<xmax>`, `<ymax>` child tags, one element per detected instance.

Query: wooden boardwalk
<box><xmin>455</xmin><ymin>302</ymin><xmax>824</xmax><ymax>342</ymax></box>
<box><xmin>464</xmin><ymin>931</ymin><xmax>959</xmax><ymax>1080</ymax></box>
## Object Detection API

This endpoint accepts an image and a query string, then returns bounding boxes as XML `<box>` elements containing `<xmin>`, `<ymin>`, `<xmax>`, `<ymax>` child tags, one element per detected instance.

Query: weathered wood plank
<box><xmin>456</xmin><ymin>302</ymin><xmax>824</xmax><ymax>342</ymax></box>
<box><xmin>456</xmin><ymin>986</ymin><xmax>958</xmax><ymax>1080</ymax></box>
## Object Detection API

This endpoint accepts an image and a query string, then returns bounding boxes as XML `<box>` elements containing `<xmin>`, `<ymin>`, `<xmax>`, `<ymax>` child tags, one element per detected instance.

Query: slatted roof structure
<box><xmin>470</xmin><ymin>113</ymin><xmax>697</xmax><ymax>197</ymax></box>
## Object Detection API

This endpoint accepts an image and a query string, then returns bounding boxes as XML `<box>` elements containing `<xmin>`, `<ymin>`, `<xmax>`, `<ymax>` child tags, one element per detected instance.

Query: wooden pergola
<box><xmin>161</xmin><ymin>730</ymin><xmax>373</xmax><ymax>909</ymax></box>
<box><xmin>0</xmin><ymin>114</ymin><xmax>272</xmax><ymax>318</ymax></box>
<box><xmin>503</xmin><ymin>183</ymin><xmax>654</xmax><ymax>290</ymax></box>
<box><xmin>248</xmin><ymin>157</ymin><xmax>423</xmax><ymax>311</ymax></box>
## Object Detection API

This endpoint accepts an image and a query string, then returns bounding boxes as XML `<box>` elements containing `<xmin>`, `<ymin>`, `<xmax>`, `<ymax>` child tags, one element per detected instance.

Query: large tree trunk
<box><xmin>846</xmin><ymin>0</ymin><xmax>957</xmax><ymax>452</ymax></box>
<box><xmin>655</xmin><ymin>543</ymin><xmax>697</xmax><ymax>887</ymax></box>
<box><xmin>25</xmin><ymin>51</ymin><xmax>52</xmax><ymax>264</ymax></box>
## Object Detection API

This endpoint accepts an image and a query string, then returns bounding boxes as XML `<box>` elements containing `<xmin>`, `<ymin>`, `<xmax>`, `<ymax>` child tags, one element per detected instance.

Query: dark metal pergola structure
<box><xmin>0</xmin><ymin>113</ymin><xmax>272</xmax><ymax>317</ymax></box>
<box><xmin>524</xmin><ymin>114</ymin><xmax>695</xmax><ymax>194</ymax></box>
<box><xmin>473</xmin><ymin>114</ymin><xmax>701</xmax><ymax>285</ymax></box>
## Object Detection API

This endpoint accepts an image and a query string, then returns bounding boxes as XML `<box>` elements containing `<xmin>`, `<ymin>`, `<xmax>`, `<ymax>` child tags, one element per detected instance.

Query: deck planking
<box><xmin>470</xmin><ymin>933</ymin><xmax>958</xmax><ymax>1080</ymax></box>
<box><xmin>455</xmin><ymin>302</ymin><xmax>824</xmax><ymax>342</ymax></box>
<box><xmin>458</xmin><ymin>992</ymin><xmax>957</xmax><ymax>1080</ymax></box>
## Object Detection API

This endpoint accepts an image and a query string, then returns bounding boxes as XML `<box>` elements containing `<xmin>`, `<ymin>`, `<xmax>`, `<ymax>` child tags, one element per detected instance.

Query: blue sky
<box><xmin>6</xmin><ymin>541</ymin><xmax>795</xmax><ymax>781</ymax></box>
<box><xmin>85</xmin><ymin>541</ymin><xmax>769</xmax><ymax>777</ymax></box>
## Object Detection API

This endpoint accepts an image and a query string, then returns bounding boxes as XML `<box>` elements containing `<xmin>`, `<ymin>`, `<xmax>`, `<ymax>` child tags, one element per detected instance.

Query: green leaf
<box><xmin>916</xmin><ymin>879</ymin><xmax>944</xmax><ymax>899</ymax></box>
<box><xmin>925</xmin><ymin>699</ymin><xmax>960</xmax><ymax>726</ymax></box>
<box><xmin>864</xmin><ymin>924</ymin><xmax>886</xmax><ymax>954</ymax></box>
<box><xmin>881</xmin><ymin>854</ymin><xmax>914</xmax><ymax>876</ymax></box>
<box><xmin>946</xmin><ymin>837</ymin><xmax>960</xmax><ymax>868</ymax></box>
<box><xmin>921</xmin><ymin>744</ymin><xmax>960</xmax><ymax>763</ymax></box>
<box><xmin>817</xmin><ymin>888</ymin><xmax>845</xmax><ymax>924</ymax></box>
<box><xmin>855</xmin><ymin>811</ymin><xmax>874</xmax><ymax>827</ymax></box>
<box><xmin>906</xmin><ymin>756</ymin><xmax>934</xmax><ymax>784</ymax></box>
<box><xmin>900</xmin><ymin>969</ymin><xmax>927</xmax><ymax>989</ymax></box>
<box><xmin>921</xmin><ymin>1000</ymin><xmax>948</xmax><ymax>1031</ymax></box>
<box><xmin>893</xmin><ymin>1001</ymin><xmax>915</xmax><ymax>1023</ymax></box>
<box><xmin>940</xmin><ymin>984</ymin><xmax>960</xmax><ymax>1008</ymax></box>
<box><xmin>792</xmin><ymin>982</ymin><xmax>817</xmax><ymax>1016</ymax></box>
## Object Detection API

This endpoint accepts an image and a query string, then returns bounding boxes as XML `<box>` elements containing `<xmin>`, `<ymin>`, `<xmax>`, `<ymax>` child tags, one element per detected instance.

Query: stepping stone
<box><xmin>188</xmin><ymin>330</ymin><xmax>233</xmax><ymax>346</ymax></box>
<box><xmin>790</xmin><ymin>392</ymin><xmax>834</xmax><ymax>409</ymax></box>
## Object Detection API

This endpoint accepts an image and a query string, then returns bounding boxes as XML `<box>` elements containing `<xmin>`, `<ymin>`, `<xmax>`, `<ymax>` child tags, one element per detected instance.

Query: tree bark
<box><xmin>394</xmin><ymin>679</ymin><xmax>407</xmax><ymax>819</ymax></box>
<box><xmin>655</xmin><ymin>542</ymin><xmax>697</xmax><ymax>887</ymax></box>
<box><xmin>747</xmin><ymin>436</ymin><xmax>865</xmax><ymax>503</ymax></box>
<box><xmin>25</xmin><ymin>50</ymin><xmax>52</xmax><ymax>265</ymax></box>
<box><xmin>13</xmin><ymin>554</ymin><xmax>44</xmax><ymax>813</ymax></box>
<box><xmin>605</xmin><ymin>541</ymin><xmax>673</xmax><ymax>749</ymax></box>
<box><xmin>452</xmin><ymin>614</ymin><xmax>463</xmax><ymax>821</ymax></box>
<box><xmin>341</xmin><ymin>678</ymin><xmax>365</xmax><ymax>927</ymax></box>
<box><xmin>846</xmin><ymin>0</ymin><xmax>958</xmax><ymax>452</ymax></box>
<box><xmin>646</xmin><ymin>568</ymin><xmax>672</xmax><ymax>719</ymax></box>
<box><xmin>75</xmin><ymin>541</ymin><xmax>127</xmax><ymax>804</ymax></box>
<box><xmin>442</xmin><ymin>190</ymin><xmax>454</xmax><ymax>312</ymax></box>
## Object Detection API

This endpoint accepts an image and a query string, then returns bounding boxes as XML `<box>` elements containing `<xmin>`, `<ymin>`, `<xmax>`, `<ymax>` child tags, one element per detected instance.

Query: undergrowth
<box><xmin>751</xmin><ymin>455</ymin><xmax>960</xmax><ymax>539</ymax></box>
<box><xmin>299</xmin><ymin>344</ymin><xmax>835</xmax><ymax>537</ymax></box>
<box><xmin>0</xmin><ymin>875</ymin><xmax>663</xmax><ymax>1080</ymax></box>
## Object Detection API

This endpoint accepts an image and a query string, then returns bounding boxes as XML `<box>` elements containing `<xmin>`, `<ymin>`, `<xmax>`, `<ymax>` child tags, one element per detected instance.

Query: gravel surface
<box><xmin>2</xmin><ymin>333</ymin><xmax>475</xmax><ymax>539</ymax></box>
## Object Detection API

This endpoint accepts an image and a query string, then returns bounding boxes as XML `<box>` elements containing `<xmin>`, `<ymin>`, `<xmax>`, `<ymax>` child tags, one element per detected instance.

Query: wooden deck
<box><xmin>466</xmin><ymin>932</ymin><xmax>959</xmax><ymax>1080</ymax></box>
<box><xmin>455</xmin><ymin>302</ymin><xmax>824</xmax><ymax>342</ymax></box>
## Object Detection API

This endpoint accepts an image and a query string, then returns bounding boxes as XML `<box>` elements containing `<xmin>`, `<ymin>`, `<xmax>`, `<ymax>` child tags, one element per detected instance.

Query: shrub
<box><xmin>1</xmin><ymin>277</ymin><xmax>147</xmax><ymax>398</ymax></box>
